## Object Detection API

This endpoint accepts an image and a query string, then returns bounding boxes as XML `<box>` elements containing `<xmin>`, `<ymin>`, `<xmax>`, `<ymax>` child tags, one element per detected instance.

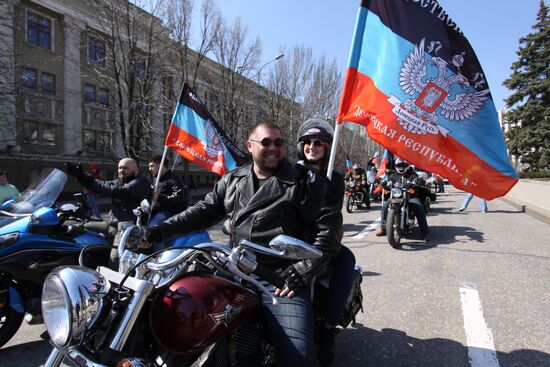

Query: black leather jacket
<box><xmin>79</xmin><ymin>173</ymin><xmax>151</xmax><ymax>225</ymax></box>
<box><xmin>156</xmin><ymin>160</ymin><xmax>343</xmax><ymax>282</ymax></box>
<box><xmin>152</xmin><ymin>171</ymin><xmax>189</xmax><ymax>216</ymax></box>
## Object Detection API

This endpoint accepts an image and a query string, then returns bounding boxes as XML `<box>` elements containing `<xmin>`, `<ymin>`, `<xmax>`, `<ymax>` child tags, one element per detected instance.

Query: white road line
<box><xmin>459</xmin><ymin>283</ymin><xmax>500</xmax><ymax>367</ymax></box>
<box><xmin>352</xmin><ymin>217</ymin><xmax>381</xmax><ymax>239</ymax></box>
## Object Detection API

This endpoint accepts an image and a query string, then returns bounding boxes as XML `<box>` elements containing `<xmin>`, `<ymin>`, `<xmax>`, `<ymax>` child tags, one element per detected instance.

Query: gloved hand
<box><xmin>65</xmin><ymin>162</ymin><xmax>84</xmax><ymax>179</ymax></box>
<box><xmin>145</xmin><ymin>225</ymin><xmax>163</xmax><ymax>244</ymax></box>
<box><xmin>281</xmin><ymin>264</ymin><xmax>306</xmax><ymax>293</ymax></box>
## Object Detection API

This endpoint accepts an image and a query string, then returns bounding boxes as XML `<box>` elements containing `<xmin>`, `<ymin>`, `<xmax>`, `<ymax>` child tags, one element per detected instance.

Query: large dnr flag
<box><xmin>337</xmin><ymin>0</ymin><xmax>518</xmax><ymax>199</ymax></box>
<box><xmin>165</xmin><ymin>83</ymin><xmax>249</xmax><ymax>175</ymax></box>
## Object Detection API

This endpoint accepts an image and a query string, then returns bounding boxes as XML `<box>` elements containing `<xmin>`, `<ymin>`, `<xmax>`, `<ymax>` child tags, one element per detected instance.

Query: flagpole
<box><xmin>147</xmin><ymin>145</ymin><xmax>170</xmax><ymax>225</ymax></box>
<box><xmin>326</xmin><ymin>122</ymin><xmax>342</xmax><ymax>180</ymax></box>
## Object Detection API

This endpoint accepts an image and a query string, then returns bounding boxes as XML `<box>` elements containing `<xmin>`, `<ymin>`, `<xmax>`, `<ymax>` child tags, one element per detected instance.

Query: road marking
<box><xmin>459</xmin><ymin>283</ymin><xmax>500</xmax><ymax>367</ymax></box>
<box><xmin>353</xmin><ymin>217</ymin><xmax>381</xmax><ymax>239</ymax></box>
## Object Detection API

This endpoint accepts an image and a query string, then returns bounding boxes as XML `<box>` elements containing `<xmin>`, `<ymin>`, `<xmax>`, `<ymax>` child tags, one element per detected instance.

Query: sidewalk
<box><xmin>497</xmin><ymin>179</ymin><xmax>550</xmax><ymax>225</ymax></box>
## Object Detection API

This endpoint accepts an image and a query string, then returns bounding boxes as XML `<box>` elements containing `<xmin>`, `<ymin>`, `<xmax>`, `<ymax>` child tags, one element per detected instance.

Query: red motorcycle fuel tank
<box><xmin>149</xmin><ymin>274</ymin><xmax>260</xmax><ymax>355</ymax></box>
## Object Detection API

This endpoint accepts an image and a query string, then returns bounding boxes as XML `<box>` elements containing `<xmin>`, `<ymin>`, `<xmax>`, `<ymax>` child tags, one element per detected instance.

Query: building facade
<box><xmin>0</xmin><ymin>0</ymin><xmax>262</xmax><ymax>194</ymax></box>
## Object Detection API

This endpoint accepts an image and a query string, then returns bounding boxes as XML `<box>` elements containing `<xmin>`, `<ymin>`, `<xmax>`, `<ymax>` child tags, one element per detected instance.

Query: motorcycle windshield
<box><xmin>2</xmin><ymin>168</ymin><xmax>67</xmax><ymax>215</ymax></box>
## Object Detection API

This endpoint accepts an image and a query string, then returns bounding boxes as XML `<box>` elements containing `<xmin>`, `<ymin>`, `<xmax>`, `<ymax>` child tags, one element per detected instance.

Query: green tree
<box><xmin>503</xmin><ymin>0</ymin><xmax>550</xmax><ymax>172</ymax></box>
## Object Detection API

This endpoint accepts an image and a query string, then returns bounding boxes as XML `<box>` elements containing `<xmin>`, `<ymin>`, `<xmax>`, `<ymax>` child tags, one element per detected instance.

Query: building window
<box><xmin>26</xmin><ymin>11</ymin><xmax>52</xmax><ymax>50</ymax></box>
<box><xmin>98</xmin><ymin>88</ymin><xmax>109</xmax><ymax>107</ymax></box>
<box><xmin>22</xmin><ymin>68</ymin><xmax>38</xmax><ymax>90</ymax></box>
<box><xmin>132</xmin><ymin>58</ymin><xmax>146</xmax><ymax>81</ymax></box>
<box><xmin>88</xmin><ymin>36</ymin><xmax>106</xmax><ymax>67</ymax></box>
<box><xmin>84</xmin><ymin>129</ymin><xmax>110</xmax><ymax>152</ymax></box>
<box><xmin>22</xmin><ymin>121</ymin><xmax>57</xmax><ymax>146</ymax></box>
<box><xmin>84</xmin><ymin>84</ymin><xmax>96</xmax><ymax>103</ymax></box>
<box><xmin>41</xmin><ymin>72</ymin><xmax>56</xmax><ymax>95</ymax></box>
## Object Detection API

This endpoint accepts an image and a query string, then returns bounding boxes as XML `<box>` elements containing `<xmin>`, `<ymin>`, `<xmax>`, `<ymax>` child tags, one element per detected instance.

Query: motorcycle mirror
<box><xmin>59</xmin><ymin>203</ymin><xmax>78</xmax><ymax>212</ymax></box>
<box><xmin>1</xmin><ymin>199</ymin><xmax>15</xmax><ymax>210</ymax></box>
<box><xmin>140</xmin><ymin>199</ymin><xmax>151</xmax><ymax>214</ymax></box>
<box><xmin>268</xmin><ymin>235</ymin><xmax>323</xmax><ymax>260</ymax></box>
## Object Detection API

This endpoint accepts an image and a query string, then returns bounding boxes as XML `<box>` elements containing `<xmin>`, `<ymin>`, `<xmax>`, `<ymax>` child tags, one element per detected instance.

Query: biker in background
<box><xmin>344</xmin><ymin>163</ymin><xmax>371</xmax><ymax>209</ymax></box>
<box><xmin>296</xmin><ymin>119</ymin><xmax>356</xmax><ymax>366</ymax></box>
<box><xmin>375</xmin><ymin>158</ymin><xmax>430</xmax><ymax>242</ymax></box>
<box><xmin>147</xmin><ymin>154</ymin><xmax>190</xmax><ymax>226</ymax></box>
<box><xmin>145</xmin><ymin>120</ymin><xmax>343</xmax><ymax>366</ymax></box>
<box><xmin>65</xmin><ymin>158</ymin><xmax>151</xmax><ymax>241</ymax></box>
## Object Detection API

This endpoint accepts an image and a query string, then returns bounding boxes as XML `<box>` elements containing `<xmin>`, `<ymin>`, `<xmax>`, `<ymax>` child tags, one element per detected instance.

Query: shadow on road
<box><xmin>334</xmin><ymin>323</ymin><xmax>550</xmax><ymax>367</ymax></box>
<box><xmin>0</xmin><ymin>339</ymin><xmax>51</xmax><ymax>367</ymax></box>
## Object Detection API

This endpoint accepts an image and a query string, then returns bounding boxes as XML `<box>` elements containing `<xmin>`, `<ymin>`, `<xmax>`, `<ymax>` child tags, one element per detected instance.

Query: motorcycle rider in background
<box><xmin>375</xmin><ymin>158</ymin><xmax>430</xmax><ymax>242</ymax></box>
<box><xmin>144</xmin><ymin>120</ymin><xmax>343</xmax><ymax>366</ymax></box>
<box><xmin>344</xmin><ymin>163</ymin><xmax>371</xmax><ymax>209</ymax></box>
<box><xmin>65</xmin><ymin>158</ymin><xmax>151</xmax><ymax>265</ymax></box>
<box><xmin>296</xmin><ymin>119</ymin><xmax>357</xmax><ymax>366</ymax></box>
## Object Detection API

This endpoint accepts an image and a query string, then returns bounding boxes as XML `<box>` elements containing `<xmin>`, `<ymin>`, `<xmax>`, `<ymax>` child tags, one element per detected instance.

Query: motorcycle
<box><xmin>368</xmin><ymin>178</ymin><xmax>382</xmax><ymax>203</ymax></box>
<box><xmin>345</xmin><ymin>178</ymin><xmax>369</xmax><ymax>213</ymax></box>
<box><xmin>0</xmin><ymin>168</ymin><xmax>111</xmax><ymax>348</ymax></box>
<box><xmin>385</xmin><ymin>181</ymin><xmax>422</xmax><ymax>249</ymax></box>
<box><xmin>40</xmin><ymin>209</ymin><xmax>364</xmax><ymax>367</ymax></box>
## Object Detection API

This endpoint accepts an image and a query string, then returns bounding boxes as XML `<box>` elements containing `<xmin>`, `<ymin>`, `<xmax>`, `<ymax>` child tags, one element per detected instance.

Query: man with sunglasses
<box><xmin>145</xmin><ymin>120</ymin><xmax>343</xmax><ymax>366</ymax></box>
<box><xmin>344</xmin><ymin>162</ymin><xmax>371</xmax><ymax>209</ymax></box>
<box><xmin>0</xmin><ymin>169</ymin><xmax>20</xmax><ymax>204</ymax></box>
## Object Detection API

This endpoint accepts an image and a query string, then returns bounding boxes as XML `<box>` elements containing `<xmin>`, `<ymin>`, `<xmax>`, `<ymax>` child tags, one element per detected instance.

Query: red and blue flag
<box><xmin>345</xmin><ymin>154</ymin><xmax>354</xmax><ymax>171</ymax></box>
<box><xmin>337</xmin><ymin>0</ymin><xmax>517</xmax><ymax>199</ymax></box>
<box><xmin>165</xmin><ymin>83</ymin><xmax>249</xmax><ymax>175</ymax></box>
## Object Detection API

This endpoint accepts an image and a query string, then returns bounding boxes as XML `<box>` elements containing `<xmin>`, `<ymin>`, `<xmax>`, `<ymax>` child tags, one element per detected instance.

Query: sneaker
<box><xmin>318</xmin><ymin>327</ymin><xmax>339</xmax><ymax>367</ymax></box>
<box><xmin>457</xmin><ymin>207</ymin><xmax>466</xmax><ymax>212</ymax></box>
<box><xmin>375</xmin><ymin>228</ymin><xmax>386</xmax><ymax>236</ymax></box>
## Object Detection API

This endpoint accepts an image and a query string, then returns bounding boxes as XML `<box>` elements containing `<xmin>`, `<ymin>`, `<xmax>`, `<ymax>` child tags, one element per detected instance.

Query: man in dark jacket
<box><xmin>145</xmin><ymin>120</ymin><xmax>342</xmax><ymax>366</ymax></box>
<box><xmin>147</xmin><ymin>154</ymin><xmax>189</xmax><ymax>225</ymax></box>
<box><xmin>65</xmin><ymin>158</ymin><xmax>151</xmax><ymax>239</ymax></box>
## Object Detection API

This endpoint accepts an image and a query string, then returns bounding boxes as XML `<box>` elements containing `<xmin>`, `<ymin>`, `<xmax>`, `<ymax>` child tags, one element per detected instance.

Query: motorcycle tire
<box><xmin>346</xmin><ymin>196</ymin><xmax>354</xmax><ymax>213</ymax></box>
<box><xmin>0</xmin><ymin>285</ymin><xmax>25</xmax><ymax>348</ymax></box>
<box><xmin>424</xmin><ymin>197</ymin><xmax>431</xmax><ymax>213</ymax></box>
<box><xmin>386</xmin><ymin>208</ymin><xmax>403</xmax><ymax>249</ymax></box>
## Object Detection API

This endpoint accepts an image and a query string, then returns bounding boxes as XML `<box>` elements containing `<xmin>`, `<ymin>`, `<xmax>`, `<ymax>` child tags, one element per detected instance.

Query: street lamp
<box><xmin>238</xmin><ymin>53</ymin><xmax>285</xmax><ymax>120</ymax></box>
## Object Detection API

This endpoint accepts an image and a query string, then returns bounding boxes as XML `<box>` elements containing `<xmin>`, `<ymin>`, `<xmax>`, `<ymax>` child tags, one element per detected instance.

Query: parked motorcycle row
<box><xmin>1</xmin><ymin>168</ymin><xmax>364</xmax><ymax>367</ymax></box>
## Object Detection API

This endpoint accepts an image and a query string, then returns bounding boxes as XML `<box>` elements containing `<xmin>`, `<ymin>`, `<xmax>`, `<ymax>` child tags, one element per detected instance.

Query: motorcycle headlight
<box><xmin>391</xmin><ymin>188</ymin><xmax>403</xmax><ymax>198</ymax></box>
<box><xmin>42</xmin><ymin>266</ymin><xmax>110</xmax><ymax>348</ymax></box>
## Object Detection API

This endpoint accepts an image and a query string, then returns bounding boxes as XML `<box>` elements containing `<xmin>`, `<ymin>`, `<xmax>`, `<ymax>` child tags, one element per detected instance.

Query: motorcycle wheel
<box><xmin>0</xmin><ymin>285</ymin><xmax>25</xmax><ymax>348</ymax></box>
<box><xmin>346</xmin><ymin>196</ymin><xmax>354</xmax><ymax>213</ymax></box>
<box><xmin>424</xmin><ymin>197</ymin><xmax>431</xmax><ymax>213</ymax></box>
<box><xmin>386</xmin><ymin>208</ymin><xmax>403</xmax><ymax>249</ymax></box>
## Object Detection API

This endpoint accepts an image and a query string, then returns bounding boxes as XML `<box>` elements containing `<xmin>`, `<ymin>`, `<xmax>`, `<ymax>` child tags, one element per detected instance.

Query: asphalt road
<box><xmin>1</xmin><ymin>186</ymin><xmax>549</xmax><ymax>367</ymax></box>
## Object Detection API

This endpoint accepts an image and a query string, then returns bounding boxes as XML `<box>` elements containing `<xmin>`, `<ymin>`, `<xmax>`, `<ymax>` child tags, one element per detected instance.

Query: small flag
<box><xmin>336</xmin><ymin>0</ymin><xmax>517</xmax><ymax>199</ymax></box>
<box><xmin>345</xmin><ymin>154</ymin><xmax>353</xmax><ymax>171</ymax></box>
<box><xmin>165</xmin><ymin>83</ymin><xmax>249</xmax><ymax>175</ymax></box>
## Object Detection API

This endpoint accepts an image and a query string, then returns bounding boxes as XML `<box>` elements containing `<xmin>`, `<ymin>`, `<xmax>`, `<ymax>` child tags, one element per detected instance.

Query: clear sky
<box><xmin>213</xmin><ymin>0</ymin><xmax>546</xmax><ymax>111</ymax></box>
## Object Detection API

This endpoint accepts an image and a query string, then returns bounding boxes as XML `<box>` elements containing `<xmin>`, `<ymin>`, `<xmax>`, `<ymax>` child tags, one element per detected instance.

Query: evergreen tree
<box><xmin>503</xmin><ymin>0</ymin><xmax>550</xmax><ymax>172</ymax></box>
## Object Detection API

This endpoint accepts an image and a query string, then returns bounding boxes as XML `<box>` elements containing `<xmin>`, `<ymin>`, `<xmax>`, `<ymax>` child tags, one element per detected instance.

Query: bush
<box><xmin>525</xmin><ymin>170</ymin><xmax>550</xmax><ymax>179</ymax></box>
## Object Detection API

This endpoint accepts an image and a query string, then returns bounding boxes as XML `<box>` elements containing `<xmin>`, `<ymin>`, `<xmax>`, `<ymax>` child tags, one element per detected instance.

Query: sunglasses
<box><xmin>249</xmin><ymin>137</ymin><xmax>285</xmax><ymax>147</ymax></box>
<box><xmin>302</xmin><ymin>138</ymin><xmax>325</xmax><ymax>147</ymax></box>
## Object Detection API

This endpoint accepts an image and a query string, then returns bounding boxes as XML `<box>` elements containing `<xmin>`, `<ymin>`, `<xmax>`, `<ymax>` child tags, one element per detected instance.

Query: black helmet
<box><xmin>296</xmin><ymin>119</ymin><xmax>334</xmax><ymax>161</ymax></box>
<box><xmin>395</xmin><ymin>158</ymin><xmax>410</xmax><ymax>174</ymax></box>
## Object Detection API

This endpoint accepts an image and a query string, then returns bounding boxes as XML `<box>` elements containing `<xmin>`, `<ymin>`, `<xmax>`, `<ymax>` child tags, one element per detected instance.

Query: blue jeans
<box><xmin>261</xmin><ymin>282</ymin><xmax>315</xmax><ymax>366</ymax></box>
<box><xmin>86</xmin><ymin>194</ymin><xmax>101</xmax><ymax>218</ymax></box>
<box><xmin>461</xmin><ymin>193</ymin><xmax>488</xmax><ymax>212</ymax></box>
<box><xmin>326</xmin><ymin>246</ymin><xmax>356</xmax><ymax>326</ymax></box>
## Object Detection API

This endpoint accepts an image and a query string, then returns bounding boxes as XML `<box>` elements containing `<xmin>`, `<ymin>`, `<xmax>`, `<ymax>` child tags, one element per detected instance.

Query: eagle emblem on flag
<box><xmin>389</xmin><ymin>38</ymin><xmax>490</xmax><ymax>136</ymax></box>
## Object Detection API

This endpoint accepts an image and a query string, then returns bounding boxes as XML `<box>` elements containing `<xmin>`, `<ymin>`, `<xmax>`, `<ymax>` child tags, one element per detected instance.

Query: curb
<box><xmin>498</xmin><ymin>196</ymin><xmax>550</xmax><ymax>225</ymax></box>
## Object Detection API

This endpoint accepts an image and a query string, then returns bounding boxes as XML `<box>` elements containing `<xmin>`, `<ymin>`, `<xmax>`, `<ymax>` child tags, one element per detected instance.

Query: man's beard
<box><xmin>257</xmin><ymin>157</ymin><xmax>285</xmax><ymax>173</ymax></box>
<box><xmin>119</xmin><ymin>172</ymin><xmax>137</xmax><ymax>183</ymax></box>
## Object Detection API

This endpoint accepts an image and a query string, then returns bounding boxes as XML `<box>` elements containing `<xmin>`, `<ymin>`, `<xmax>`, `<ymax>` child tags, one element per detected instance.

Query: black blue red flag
<box><xmin>165</xmin><ymin>83</ymin><xmax>250</xmax><ymax>175</ymax></box>
<box><xmin>336</xmin><ymin>0</ymin><xmax>517</xmax><ymax>199</ymax></box>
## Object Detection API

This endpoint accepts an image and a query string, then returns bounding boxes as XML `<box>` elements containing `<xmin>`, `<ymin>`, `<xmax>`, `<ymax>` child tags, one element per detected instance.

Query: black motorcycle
<box><xmin>345</xmin><ymin>178</ymin><xmax>370</xmax><ymax>213</ymax></box>
<box><xmin>385</xmin><ymin>181</ymin><xmax>422</xmax><ymax>249</ymax></box>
